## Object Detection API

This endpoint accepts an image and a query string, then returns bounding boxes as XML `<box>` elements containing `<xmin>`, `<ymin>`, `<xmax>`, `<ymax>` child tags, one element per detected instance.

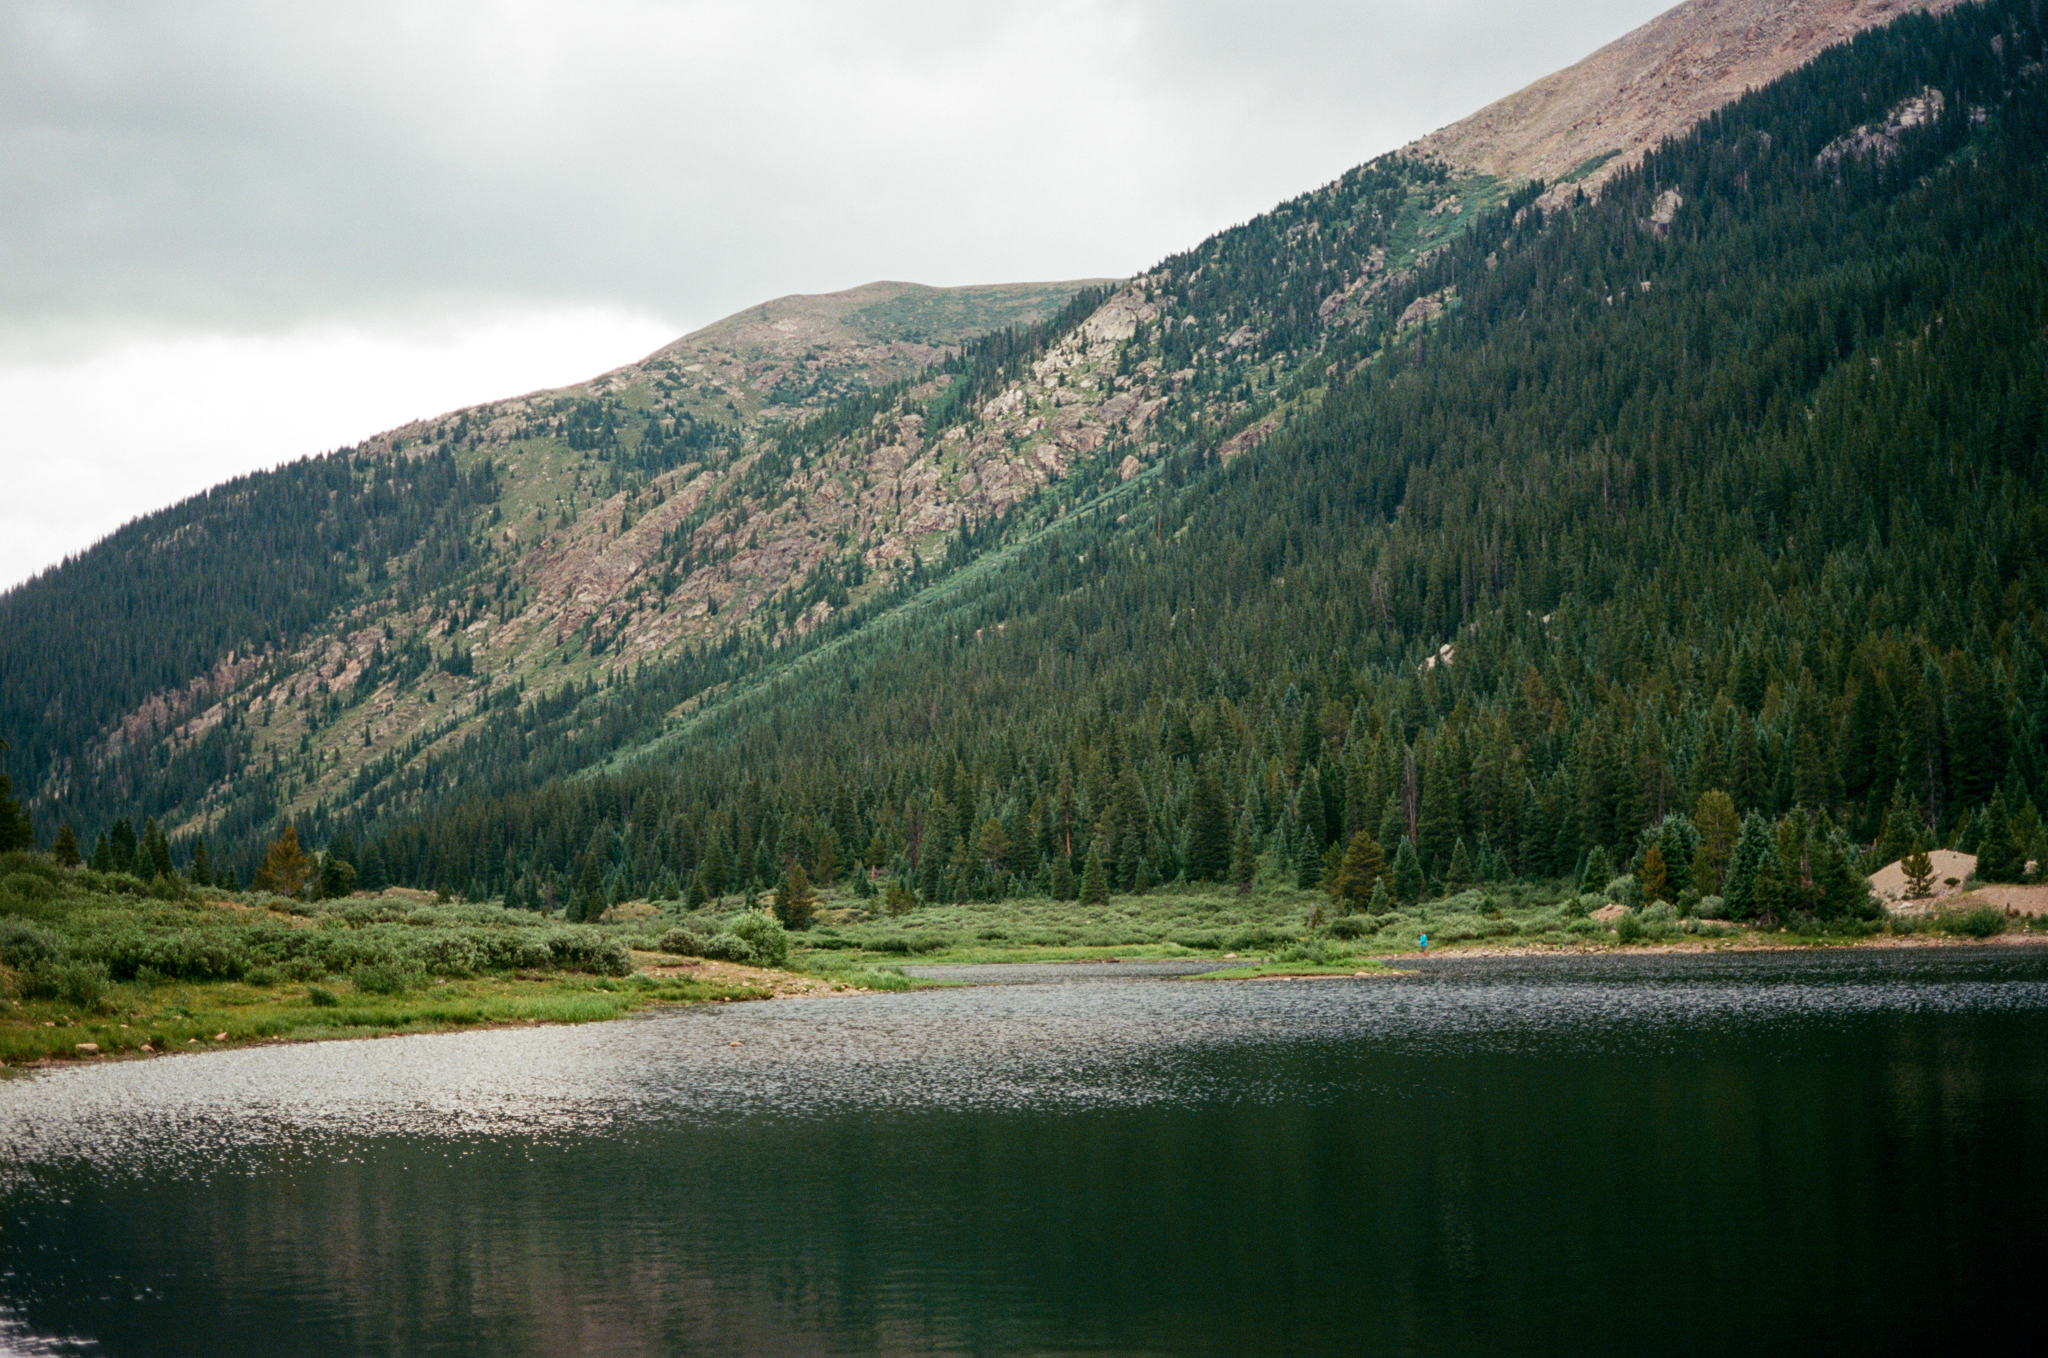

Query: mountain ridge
<box><xmin>4</xmin><ymin>0</ymin><xmax>2034</xmax><ymax>893</ymax></box>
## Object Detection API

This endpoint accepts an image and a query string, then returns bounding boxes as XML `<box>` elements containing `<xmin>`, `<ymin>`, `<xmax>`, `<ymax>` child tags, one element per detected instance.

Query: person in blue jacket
<box><xmin>1418</xmin><ymin>932</ymin><xmax>1430</xmax><ymax>953</ymax></box>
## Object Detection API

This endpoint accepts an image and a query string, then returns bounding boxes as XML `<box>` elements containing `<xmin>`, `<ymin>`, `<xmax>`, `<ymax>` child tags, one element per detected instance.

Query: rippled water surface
<box><xmin>3</xmin><ymin>948</ymin><xmax>2045</xmax><ymax>1356</ymax></box>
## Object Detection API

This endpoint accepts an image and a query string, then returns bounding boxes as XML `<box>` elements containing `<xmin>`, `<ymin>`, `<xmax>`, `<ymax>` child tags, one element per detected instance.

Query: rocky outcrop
<box><xmin>1410</xmin><ymin>1</ymin><xmax>1962</xmax><ymax>201</ymax></box>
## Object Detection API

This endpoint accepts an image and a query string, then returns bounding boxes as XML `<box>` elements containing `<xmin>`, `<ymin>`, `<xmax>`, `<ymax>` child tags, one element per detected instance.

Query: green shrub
<box><xmin>1615</xmin><ymin>911</ymin><xmax>1646</xmax><ymax>944</ymax></box>
<box><xmin>278</xmin><ymin>956</ymin><xmax>327</xmax><ymax>982</ymax></box>
<box><xmin>1945</xmin><ymin>906</ymin><xmax>2007</xmax><ymax>939</ymax></box>
<box><xmin>0</xmin><ymin>871</ymin><xmax>57</xmax><ymax>905</ymax></box>
<box><xmin>243</xmin><ymin>966</ymin><xmax>279</xmax><ymax>987</ymax></box>
<box><xmin>37</xmin><ymin>961</ymin><xmax>111</xmax><ymax>1010</ymax></box>
<box><xmin>1328</xmin><ymin>916</ymin><xmax>1372</xmax><ymax>940</ymax></box>
<box><xmin>728</xmin><ymin>912</ymin><xmax>790</xmax><ymax>968</ymax></box>
<box><xmin>1695</xmin><ymin>895</ymin><xmax>1728</xmax><ymax>919</ymax></box>
<box><xmin>306</xmin><ymin>985</ymin><xmax>341</xmax><ymax>1007</ymax></box>
<box><xmin>656</xmin><ymin>927</ymin><xmax>710</xmax><ymax>957</ymax></box>
<box><xmin>0</xmin><ymin>919</ymin><xmax>64</xmax><ymax>971</ymax></box>
<box><xmin>350</xmin><ymin>962</ymin><xmax>414</xmax><ymax>995</ymax></box>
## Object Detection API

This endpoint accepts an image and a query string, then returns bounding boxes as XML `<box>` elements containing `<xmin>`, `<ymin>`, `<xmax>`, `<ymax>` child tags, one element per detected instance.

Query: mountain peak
<box><xmin>1410</xmin><ymin>0</ymin><xmax>1961</xmax><ymax>196</ymax></box>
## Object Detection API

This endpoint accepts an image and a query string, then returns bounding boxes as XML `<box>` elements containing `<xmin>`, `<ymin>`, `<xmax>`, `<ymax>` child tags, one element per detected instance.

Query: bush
<box><xmin>1615</xmin><ymin>911</ymin><xmax>1645</xmax><ymax>944</ymax></box>
<box><xmin>657</xmin><ymin>927</ymin><xmax>710</xmax><ymax>957</ymax></box>
<box><xmin>0</xmin><ymin>919</ymin><xmax>64</xmax><ymax>971</ymax></box>
<box><xmin>350</xmin><ymin>962</ymin><xmax>414</xmax><ymax>995</ymax></box>
<box><xmin>1328</xmin><ymin>916</ymin><xmax>1372</xmax><ymax>940</ymax></box>
<box><xmin>1945</xmin><ymin>906</ymin><xmax>2007</xmax><ymax>939</ymax></box>
<box><xmin>279</xmin><ymin>956</ymin><xmax>328</xmax><ymax>982</ymax></box>
<box><xmin>0</xmin><ymin>871</ymin><xmax>57</xmax><ymax>905</ymax></box>
<box><xmin>306</xmin><ymin>985</ymin><xmax>341</xmax><ymax>1007</ymax></box>
<box><xmin>728</xmin><ymin>912</ymin><xmax>790</xmax><ymax>968</ymax></box>
<box><xmin>23</xmin><ymin>960</ymin><xmax>112</xmax><ymax>1010</ymax></box>
<box><xmin>1695</xmin><ymin>895</ymin><xmax>1729</xmax><ymax>919</ymax></box>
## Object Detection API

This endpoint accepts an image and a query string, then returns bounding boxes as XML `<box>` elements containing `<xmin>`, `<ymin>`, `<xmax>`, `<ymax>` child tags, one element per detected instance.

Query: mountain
<box><xmin>1411</xmin><ymin>0</ymin><xmax>1961</xmax><ymax>197</ymax></box>
<box><xmin>4</xmin><ymin>0</ymin><xmax>2043</xmax><ymax>910</ymax></box>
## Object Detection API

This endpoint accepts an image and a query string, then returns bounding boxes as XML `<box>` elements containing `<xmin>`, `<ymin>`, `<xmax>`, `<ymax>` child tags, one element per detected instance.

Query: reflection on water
<box><xmin>2</xmin><ymin>949</ymin><xmax>2045</xmax><ymax>1356</ymax></box>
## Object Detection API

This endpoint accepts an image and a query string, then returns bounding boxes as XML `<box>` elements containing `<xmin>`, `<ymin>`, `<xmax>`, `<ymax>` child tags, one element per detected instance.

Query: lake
<box><xmin>3</xmin><ymin>948</ymin><xmax>2044</xmax><ymax>1356</ymax></box>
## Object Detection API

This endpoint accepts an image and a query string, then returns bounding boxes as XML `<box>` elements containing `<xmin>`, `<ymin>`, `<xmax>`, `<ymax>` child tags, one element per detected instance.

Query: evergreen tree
<box><xmin>1974</xmin><ymin>791</ymin><xmax>2026</xmax><ymax>883</ymax></box>
<box><xmin>1873</xmin><ymin>783</ymin><xmax>1919</xmax><ymax>867</ymax></box>
<box><xmin>1691</xmin><ymin>791</ymin><xmax>1741</xmax><ymax>894</ymax></box>
<box><xmin>1331</xmin><ymin>831</ymin><xmax>1388</xmax><ymax>913</ymax></box>
<box><xmin>1296</xmin><ymin>764</ymin><xmax>1328</xmax><ymax>850</ymax></box>
<box><xmin>1639</xmin><ymin>844</ymin><xmax>1669</xmax><ymax>905</ymax></box>
<box><xmin>1723</xmin><ymin>813</ymin><xmax>1775</xmax><ymax>921</ymax></box>
<box><xmin>1653</xmin><ymin>816</ymin><xmax>1696</xmax><ymax>899</ymax></box>
<box><xmin>141</xmin><ymin>818</ymin><xmax>174</xmax><ymax>880</ymax></box>
<box><xmin>51</xmin><ymin>823</ymin><xmax>81</xmax><ymax>868</ymax></box>
<box><xmin>1049</xmin><ymin>853</ymin><xmax>1077</xmax><ymax>901</ymax></box>
<box><xmin>774</xmin><ymin>860</ymin><xmax>815</xmax><ymax>930</ymax></box>
<box><xmin>254</xmin><ymin>826</ymin><xmax>312</xmax><ymax>898</ymax></box>
<box><xmin>0</xmin><ymin>771</ymin><xmax>30</xmax><ymax>853</ymax></box>
<box><xmin>1902</xmin><ymin>839</ymin><xmax>1936</xmax><ymax>899</ymax></box>
<box><xmin>188</xmin><ymin>834</ymin><xmax>213</xmax><ymax>887</ymax></box>
<box><xmin>88</xmin><ymin>831</ymin><xmax>113</xmax><ymax>873</ymax></box>
<box><xmin>1392</xmin><ymin>837</ymin><xmax>1424</xmax><ymax>906</ymax></box>
<box><xmin>1080</xmin><ymin>841</ymin><xmax>1109</xmax><ymax>906</ymax></box>
<box><xmin>1229</xmin><ymin>821</ymin><xmax>1257</xmax><ymax>896</ymax></box>
<box><xmin>1582</xmin><ymin>845</ymin><xmax>1615</xmax><ymax>893</ymax></box>
<box><xmin>1185</xmin><ymin>767</ymin><xmax>1232</xmax><ymax>882</ymax></box>
<box><xmin>1295</xmin><ymin>817</ymin><xmax>1324</xmax><ymax>889</ymax></box>
<box><xmin>1366</xmin><ymin>878</ymin><xmax>1392</xmax><ymax>915</ymax></box>
<box><xmin>1443</xmin><ymin>837</ymin><xmax>1474</xmax><ymax>895</ymax></box>
<box><xmin>318</xmin><ymin>852</ymin><xmax>358</xmax><ymax>900</ymax></box>
<box><xmin>108</xmin><ymin>819</ymin><xmax>138</xmax><ymax>875</ymax></box>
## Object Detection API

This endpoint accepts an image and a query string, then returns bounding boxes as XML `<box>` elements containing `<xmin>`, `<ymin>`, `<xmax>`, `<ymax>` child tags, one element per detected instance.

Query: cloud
<box><xmin>0</xmin><ymin>0</ymin><xmax>1673</xmax><ymax>586</ymax></box>
<box><xmin>2</xmin><ymin>0</ymin><xmax>1670</xmax><ymax>337</ymax></box>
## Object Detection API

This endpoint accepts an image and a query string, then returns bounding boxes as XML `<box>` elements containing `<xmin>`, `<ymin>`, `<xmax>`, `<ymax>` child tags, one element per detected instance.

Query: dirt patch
<box><xmin>1944</xmin><ymin>884</ymin><xmax>2048</xmax><ymax>918</ymax></box>
<box><xmin>1870</xmin><ymin>849</ymin><xmax>1978</xmax><ymax>908</ymax></box>
<box><xmin>631</xmin><ymin>953</ymin><xmax>866</xmax><ymax>998</ymax></box>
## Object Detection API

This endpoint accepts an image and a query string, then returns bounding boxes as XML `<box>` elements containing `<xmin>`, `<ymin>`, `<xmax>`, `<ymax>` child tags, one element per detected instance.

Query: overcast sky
<box><xmin>0</xmin><ymin>0</ymin><xmax>1672</xmax><ymax>589</ymax></box>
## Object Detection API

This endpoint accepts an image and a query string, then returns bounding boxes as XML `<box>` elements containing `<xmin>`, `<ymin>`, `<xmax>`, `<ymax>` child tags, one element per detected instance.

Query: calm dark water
<box><xmin>2</xmin><ymin>948</ymin><xmax>2044</xmax><ymax>1357</ymax></box>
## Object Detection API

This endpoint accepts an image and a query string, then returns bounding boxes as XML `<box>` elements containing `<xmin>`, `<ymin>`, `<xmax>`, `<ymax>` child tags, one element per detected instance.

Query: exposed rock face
<box><xmin>1409</xmin><ymin>0</ymin><xmax>1962</xmax><ymax>199</ymax></box>
<box><xmin>1816</xmin><ymin>86</ymin><xmax>1948</xmax><ymax>168</ymax></box>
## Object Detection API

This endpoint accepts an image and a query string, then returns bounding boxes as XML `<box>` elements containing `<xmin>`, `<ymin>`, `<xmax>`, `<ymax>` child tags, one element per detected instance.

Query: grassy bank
<box><xmin>9</xmin><ymin>849</ymin><xmax>2033</xmax><ymax>1068</ymax></box>
<box><xmin>0</xmin><ymin>852</ymin><xmax>771</xmax><ymax>1068</ymax></box>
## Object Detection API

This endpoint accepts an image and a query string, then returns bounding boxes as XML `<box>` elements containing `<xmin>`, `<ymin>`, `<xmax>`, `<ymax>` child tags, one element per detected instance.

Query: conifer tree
<box><xmin>51</xmin><ymin>823</ymin><xmax>81</xmax><ymax>868</ymax></box>
<box><xmin>108</xmin><ymin>819</ymin><xmax>138</xmax><ymax>875</ymax></box>
<box><xmin>1974</xmin><ymin>791</ymin><xmax>2025</xmax><ymax>883</ymax></box>
<box><xmin>1902</xmin><ymin>838</ymin><xmax>1936</xmax><ymax>899</ymax></box>
<box><xmin>0</xmin><ymin>771</ymin><xmax>30</xmax><ymax>853</ymax></box>
<box><xmin>1392</xmin><ymin>837</ymin><xmax>1424</xmax><ymax>906</ymax></box>
<box><xmin>1080</xmin><ymin>841</ymin><xmax>1109</xmax><ymax>906</ymax></box>
<box><xmin>1639</xmin><ymin>844</ymin><xmax>1668</xmax><ymax>905</ymax></box>
<box><xmin>774</xmin><ymin>860</ymin><xmax>815</xmax><ymax>930</ymax></box>
<box><xmin>141</xmin><ymin>818</ymin><xmax>174</xmax><ymax>880</ymax></box>
<box><xmin>254</xmin><ymin>826</ymin><xmax>312</xmax><ymax>898</ymax></box>
<box><xmin>1295</xmin><ymin>818</ymin><xmax>1324</xmax><ymax>889</ymax></box>
<box><xmin>1331</xmin><ymin>831</ymin><xmax>1388</xmax><ymax>913</ymax></box>
<box><xmin>1444</xmin><ymin>837</ymin><xmax>1474</xmax><ymax>895</ymax></box>
<box><xmin>1723</xmin><ymin>813</ymin><xmax>1775</xmax><ymax>921</ymax></box>
<box><xmin>1229</xmin><ymin>821</ymin><xmax>1257</xmax><ymax>896</ymax></box>
<box><xmin>188</xmin><ymin>834</ymin><xmax>213</xmax><ymax>887</ymax></box>
<box><xmin>1367</xmin><ymin>878</ymin><xmax>1392</xmax><ymax>915</ymax></box>
<box><xmin>1691</xmin><ymin>791</ymin><xmax>1741</xmax><ymax>894</ymax></box>
<box><xmin>1186</xmin><ymin>767</ymin><xmax>1232</xmax><ymax>882</ymax></box>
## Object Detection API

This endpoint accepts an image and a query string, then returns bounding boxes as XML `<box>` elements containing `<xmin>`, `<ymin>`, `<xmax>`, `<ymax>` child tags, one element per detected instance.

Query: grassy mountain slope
<box><xmin>367</xmin><ymin>0</ymin><xmax>2047</xmax><ymax>915</ymax></box>
<box><xmin>7</xmin><ymin>0</ymin><xmax>2039</xmax><ymax>906</ymax></box>
<box><xmin>0</xmin><ymin>280</ymin><xmax>1102</xmax><ymax>851</ymax></box>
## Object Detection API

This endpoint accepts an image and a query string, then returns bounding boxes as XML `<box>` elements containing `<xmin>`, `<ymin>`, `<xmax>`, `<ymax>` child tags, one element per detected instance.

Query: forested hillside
<box><xmin>368</xmin><ymin>0</ymin><xmax>2047</xmax><ymax>912</ymax></box>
